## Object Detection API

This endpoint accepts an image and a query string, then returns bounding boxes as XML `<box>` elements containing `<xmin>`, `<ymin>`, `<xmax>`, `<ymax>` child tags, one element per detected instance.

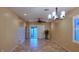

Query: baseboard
<box><xmin>10</xmin><ymin>45</ymin><xmax>18</xmax><ymax>52</ymax></box>
<box><xmin>10</xmin><ymin>41</ymin><xmax>26</xmax><ymax>52</ymax></box>
<box><xmin>53</xmin><ymin>41</ymin><xmax>71</xmax><ymax>52</ymax></box>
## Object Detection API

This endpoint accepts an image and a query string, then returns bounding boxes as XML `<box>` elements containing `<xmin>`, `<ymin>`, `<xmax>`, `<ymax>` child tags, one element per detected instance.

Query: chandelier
<box><xmin>48</xmin><ymin>7</ymin><xmax>65</xmax><ymax>20</ymax></box>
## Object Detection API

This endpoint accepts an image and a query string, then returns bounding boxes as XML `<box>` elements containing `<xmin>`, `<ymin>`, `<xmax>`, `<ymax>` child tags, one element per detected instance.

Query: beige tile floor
<box><xmin>13</xmin><ymin>39</ymin><xmax>68</xmax><ymax>52</ymax></box>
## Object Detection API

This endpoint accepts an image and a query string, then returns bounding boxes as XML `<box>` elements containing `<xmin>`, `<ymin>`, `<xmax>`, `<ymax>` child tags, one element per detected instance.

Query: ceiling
<box><xmin>9</xmin><ymin>7</ymin><xmax>74</xmax><ymax>22</ymax></box>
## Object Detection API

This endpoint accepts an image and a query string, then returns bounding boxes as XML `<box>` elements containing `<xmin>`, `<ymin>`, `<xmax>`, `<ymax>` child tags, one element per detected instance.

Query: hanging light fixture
<box><xmin>48</xmin><ymin>14</ymin><xmax>52</xmax><ymax>19</ymax></box>
<box><xmin>48</xmin><ymin>7</ymin><xmax>65</xmax><ymax>20</ymax></box>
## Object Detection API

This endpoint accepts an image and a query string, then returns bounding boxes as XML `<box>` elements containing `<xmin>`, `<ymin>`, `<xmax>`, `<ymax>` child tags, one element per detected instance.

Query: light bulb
<box><xmin>60</xmin><ymin>11</ymin><xmax>65</xmax><ymax>19</ymax></box>
<box><xmin>48</xmin><ymin>14</ymin><xmax>52</xmax><ymax>19</ymax></box>
<box><xmin>52</xmin><ymin>11</ymin><xmax>56</xmax><ymax>17</ymax></box>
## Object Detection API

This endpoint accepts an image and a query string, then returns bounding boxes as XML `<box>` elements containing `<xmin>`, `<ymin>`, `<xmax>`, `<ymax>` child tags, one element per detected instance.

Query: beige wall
<box><xmin>0</xmin><ymin>8</ymin><xmax>25</xmax><ymax>51</ymax></box>
<box><xmin>51</xmin><ymin>8</ymin><xmax>79</xmax><ymax>51</ymax></box>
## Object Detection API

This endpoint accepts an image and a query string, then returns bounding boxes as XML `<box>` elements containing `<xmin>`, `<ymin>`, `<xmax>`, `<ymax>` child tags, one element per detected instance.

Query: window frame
<box><xmin>73</xmin><ymin>15</ymin><xmax>79</xmax><ymax>44</ymax></box>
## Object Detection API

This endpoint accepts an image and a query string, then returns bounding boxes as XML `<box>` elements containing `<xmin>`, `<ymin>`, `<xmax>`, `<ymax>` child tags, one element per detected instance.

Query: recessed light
<box><xmin>24</xmin><ymin>13</ymin><xmax>27</xmax><ymax>16</ymax></box>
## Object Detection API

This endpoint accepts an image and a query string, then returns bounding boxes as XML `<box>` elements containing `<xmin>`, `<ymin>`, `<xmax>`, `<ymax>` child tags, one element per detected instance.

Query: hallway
<box><xmin>0</xmin><ymin>7</ymin><xmax>79</xmax><ymax>52</ymax></box>
<box><xmin>13</xmin><ymin>39</ymin><xmax>67</xmax><ymax>52</ymax></box>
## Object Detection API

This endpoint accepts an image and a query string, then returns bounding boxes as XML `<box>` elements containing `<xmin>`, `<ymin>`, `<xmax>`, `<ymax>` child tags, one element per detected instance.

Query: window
<box><xmin>73</xmin><ymin>16</ymin><xmax>79</xmax><ymax>43</ymax></box>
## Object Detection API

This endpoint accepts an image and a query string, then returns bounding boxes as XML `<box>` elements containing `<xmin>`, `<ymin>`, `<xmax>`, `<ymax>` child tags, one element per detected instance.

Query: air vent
<box><xmin>44</xmin><ymin>9</ymin><xmax>49</xmax><ymax>11</ymax></box>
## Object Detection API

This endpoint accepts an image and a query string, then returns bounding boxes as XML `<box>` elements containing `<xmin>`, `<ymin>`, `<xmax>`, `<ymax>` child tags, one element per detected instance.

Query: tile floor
<box><xmin>13</xmin><ymin>39</ymin><xmax>68</xmax><ymax>52</ymax></box>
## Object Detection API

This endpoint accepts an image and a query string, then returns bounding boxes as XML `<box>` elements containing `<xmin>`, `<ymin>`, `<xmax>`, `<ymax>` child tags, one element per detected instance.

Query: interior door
<box><xmin>17</xmin><ymin>26</ymin><xmax>25</xmax><ymax>45</ymax></box>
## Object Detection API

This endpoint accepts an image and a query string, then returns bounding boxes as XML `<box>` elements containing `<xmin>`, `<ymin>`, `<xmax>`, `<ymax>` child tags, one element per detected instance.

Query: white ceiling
<box><xmin>9</xmin><ymin>7</ymin><xmax>74</xmax><ymax>22</ymax></box>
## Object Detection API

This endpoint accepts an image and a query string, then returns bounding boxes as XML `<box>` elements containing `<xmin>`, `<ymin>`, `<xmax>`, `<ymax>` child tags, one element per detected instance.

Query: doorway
<box><xmin>17</xmin><ymin>26</ymin><xmax>25</xmax><ymax>45</ymax></box>
<box><xmin>30</xmin><ymin>26</ymin><xmax>38</xmax><ymax>48</ymax></box>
